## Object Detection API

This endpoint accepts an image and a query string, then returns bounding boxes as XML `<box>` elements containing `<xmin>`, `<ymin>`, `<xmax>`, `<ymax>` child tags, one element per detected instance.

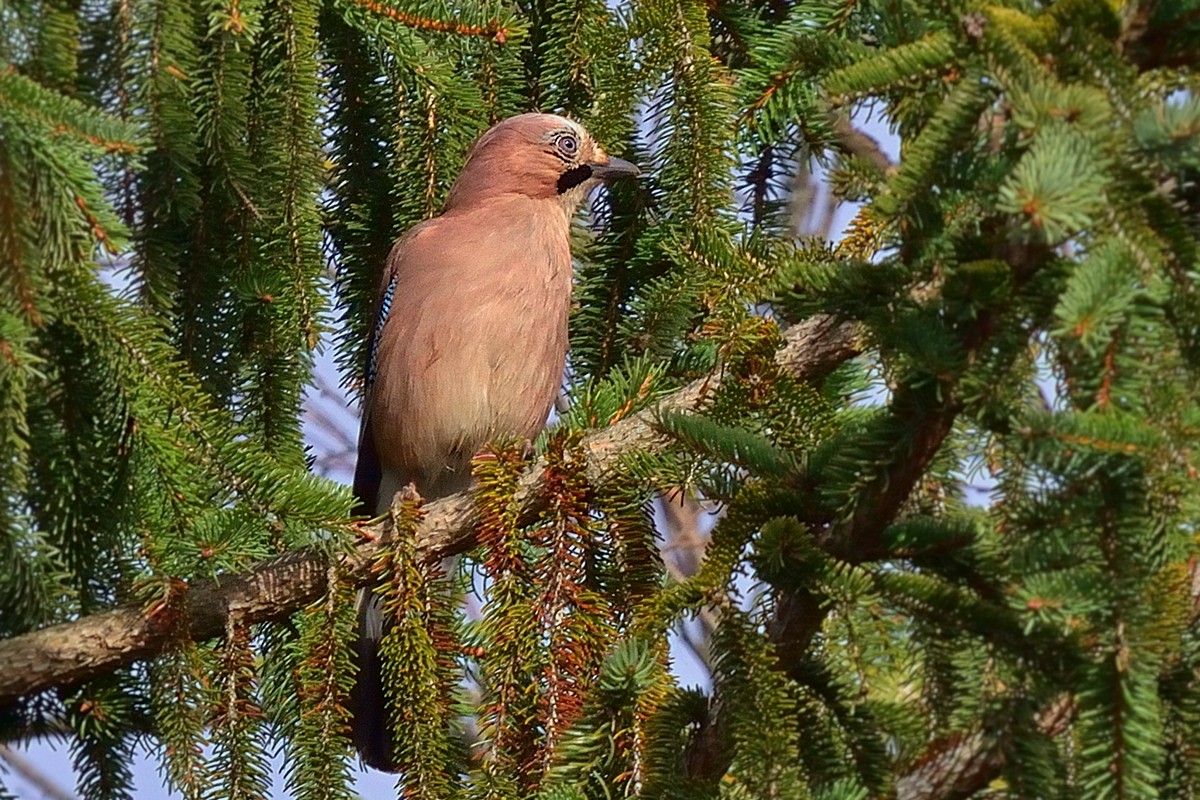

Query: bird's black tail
<box><xmin>350</xmin><ymin>589</ymin><xmax>397</xmax><ymax>772</ymax></box>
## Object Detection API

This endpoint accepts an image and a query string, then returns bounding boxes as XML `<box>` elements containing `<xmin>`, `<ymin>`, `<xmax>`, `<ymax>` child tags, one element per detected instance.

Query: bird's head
<box><xmin>445</xmin><ymin>113</ymin><xmax>640</xmax><ymax>212</ymax></box>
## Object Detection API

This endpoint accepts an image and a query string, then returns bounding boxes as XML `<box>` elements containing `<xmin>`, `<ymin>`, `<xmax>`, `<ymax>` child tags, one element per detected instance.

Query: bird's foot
<box><xmin>394</xmin><ymin>483</ymin><xmax>424</xmax><ymax>505</ymax></box>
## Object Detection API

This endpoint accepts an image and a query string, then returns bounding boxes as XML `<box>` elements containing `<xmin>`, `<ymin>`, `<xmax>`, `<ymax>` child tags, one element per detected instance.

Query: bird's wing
<box><xmin>351</xmin><ymin>248</ymin><xmax>402</xmax><ymax>518</ymax></box>
<box><xmin>349</xmin><ymin>226</ymin><xmax>437</xmax><ymax>771</ymax></box>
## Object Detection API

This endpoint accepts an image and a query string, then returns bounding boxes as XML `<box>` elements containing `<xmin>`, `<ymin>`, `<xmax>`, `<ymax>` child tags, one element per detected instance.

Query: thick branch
<box><xmin>0</xmin><ymin>315</ymin><xmax>859</xmax><ymax>707</ymax></box>
<box><xmin>889</xmin><ymin>527</ymin><xmax>1200</xmax><ymax>797</ymax></box>
<box><xmin>895</xmin><ymin>696</ymin><xmax>1074</xmax><ymax>800</ymax></box>
<box><xmin>762</xmin><ymin>387</ymin><xmax>962</xmax><ymax>691</ymax></box>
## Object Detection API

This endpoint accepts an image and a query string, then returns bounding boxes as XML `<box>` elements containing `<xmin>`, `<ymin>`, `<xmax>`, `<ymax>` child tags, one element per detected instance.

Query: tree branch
<box><xmin>0</xmin><ymin>314</ymin><xmax>860</xmax><ymax>707</ymax></box>
<box><xmin>831</xmin><ymin>115</ymin><xmax>896</xmax><ymax>175</ymax></box>
<box><xmin>895</xmin><ymin>695</ymin><xmax>1074</xmax><ymax>800</ymax></box>
<box><xmin>0</xmin><ymin>744</ymin><xmax>78</xmax><ymax>800</ymax></box>
<box><xmin>748</xmin><ymin>258</ymin><xmax>1048</xmax><ymax>797</ymax></box>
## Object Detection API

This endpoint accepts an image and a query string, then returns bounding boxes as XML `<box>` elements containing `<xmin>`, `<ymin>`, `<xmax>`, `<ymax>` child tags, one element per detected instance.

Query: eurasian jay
<box><xmin>349</xmin><ymin>113</ymin><xmax>640</xmax><ymax>771</ymax></box>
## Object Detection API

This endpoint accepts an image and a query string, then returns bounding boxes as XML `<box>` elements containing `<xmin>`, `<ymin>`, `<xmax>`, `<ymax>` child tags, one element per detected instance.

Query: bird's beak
<box><xmin>588</xmin><ymin>156</ymin><xmax>641</xmax><ymax>180</ymax></box>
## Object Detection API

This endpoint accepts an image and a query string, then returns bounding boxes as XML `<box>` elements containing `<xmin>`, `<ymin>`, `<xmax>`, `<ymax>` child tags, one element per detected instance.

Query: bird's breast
<box><xmin>368</xmin><ymin>207</ymin><xmax>573</xmax><ymax>491</ymax></box>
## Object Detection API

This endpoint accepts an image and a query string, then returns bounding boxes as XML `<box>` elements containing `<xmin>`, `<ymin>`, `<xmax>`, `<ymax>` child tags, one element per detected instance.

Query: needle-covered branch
<box><xmin>0</xmin><ymin>315</ymin><xmax>859</xmax><ymax>707</ymax></box>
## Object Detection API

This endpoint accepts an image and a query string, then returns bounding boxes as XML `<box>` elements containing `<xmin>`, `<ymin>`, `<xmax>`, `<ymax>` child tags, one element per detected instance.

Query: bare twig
<box><xmin>0</xmin><ymin>745</ymin><xmax>78</xmax><ymax>800</ymax></box>
<box><xmin>659</xmin><ymin>490</ymin><xmax>719</xmax><ymax>671</ymax></box>
<box><xmin>831</xmin><ymin>115</ymin><xmax>896</xmax><ymax>175</ymax></box>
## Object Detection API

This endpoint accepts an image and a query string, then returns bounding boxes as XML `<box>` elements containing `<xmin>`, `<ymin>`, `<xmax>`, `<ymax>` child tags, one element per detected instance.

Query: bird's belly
<box><xmin>369</xmin><ymin>297</ymin><xmax>567</xmax><ymax>492</ymax></box>
<box><xmin>420</xmin><ymin>341</ymin><xmax>561</xmax><ymax>448</ymax></box>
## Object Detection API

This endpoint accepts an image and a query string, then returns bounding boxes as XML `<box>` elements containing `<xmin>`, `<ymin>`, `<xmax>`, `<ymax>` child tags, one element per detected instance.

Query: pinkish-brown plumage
<box><xmin>349</xmin><ymin>113</ymin><xmax>638</xmax><ymax>771</ymax></box>
<box><xmin>365</xmin><ymin>197</ymin><xmax>573</xmax><ymax>501</ymax></box>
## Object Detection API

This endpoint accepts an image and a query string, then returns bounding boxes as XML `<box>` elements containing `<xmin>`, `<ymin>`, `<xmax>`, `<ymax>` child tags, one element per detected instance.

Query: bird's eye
<box><xmin>556</xmin><ymin>133</ymin><xmax>579</xmax><ymax>158</ymax></box>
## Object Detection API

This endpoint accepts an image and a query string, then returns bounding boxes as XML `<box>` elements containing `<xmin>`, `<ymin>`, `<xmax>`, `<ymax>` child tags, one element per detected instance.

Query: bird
<box><xmin>348</xmin><ymin>112</ymin><xmax>640</xmax><ymax>771</ymax></box>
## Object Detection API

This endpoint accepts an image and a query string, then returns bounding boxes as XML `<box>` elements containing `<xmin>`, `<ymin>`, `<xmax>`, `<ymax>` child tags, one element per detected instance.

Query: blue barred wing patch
<box><xmin>367</xmin><ymin>273</ymin><xmax>398</xmax><ymax>388</ymax></box>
